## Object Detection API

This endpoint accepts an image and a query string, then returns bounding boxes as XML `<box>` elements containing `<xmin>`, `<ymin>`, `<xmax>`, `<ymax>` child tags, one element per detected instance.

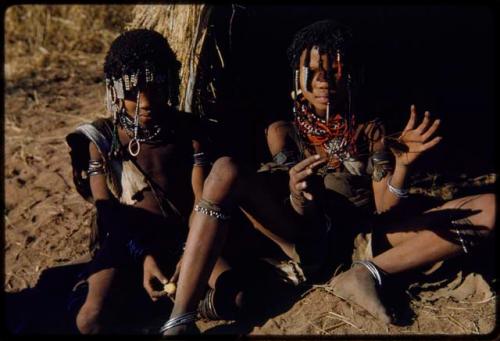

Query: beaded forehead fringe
<box><xmin>105</xmin><ymin>67</ymin><xmax>167</xmax><ymax>114</ymax></box>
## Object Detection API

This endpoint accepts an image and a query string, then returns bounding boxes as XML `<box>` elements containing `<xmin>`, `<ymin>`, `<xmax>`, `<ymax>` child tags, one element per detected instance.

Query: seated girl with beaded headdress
<box><xmin>265</xmin><ymin>20</ymin><xmax>496</xmax><ymax>324</ymax></box>
<box><xmin>65</xmin><ymin>29</ymin><xmax>214</xmax><ymax>333</ymax></box>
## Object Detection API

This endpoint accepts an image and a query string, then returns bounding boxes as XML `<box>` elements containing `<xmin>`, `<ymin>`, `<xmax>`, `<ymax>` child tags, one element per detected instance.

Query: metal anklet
<box><xmin>159</xmin><ymin>311</ymin><xmax>198</xmax><ymax>334</ymax></box>
<box><xmin>451</xmin><ymin>218</ymin><xmax>473</xmax><ymax>254</ymax></box>
<box><xmin>352</xmin><ymin>260</ymin><xmax>383</xmax><ymax>287</ymax></box>
<box><xmin>194</xmin><ymin>199</ymin><xmax>231</xmax><ymax>221</ymax></box>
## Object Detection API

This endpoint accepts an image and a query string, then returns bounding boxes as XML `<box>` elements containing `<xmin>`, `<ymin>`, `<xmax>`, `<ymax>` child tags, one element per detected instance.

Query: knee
<box><xmin>76</xmin><ymin>303</ymin><xmax>102</xmax><ymax>334</ymax></box>
<box><xmin>266</xmin><ymin>121</ymin><xmax>290</xmax><ymax>156</ymax></box>
<box><xmin>204</xmin><ymin>157</ymin><xmax>239</xmax><ymax>194</ymax></box>
<box><xmin>449</xmin><ymin>193</ymin><xmax>497</xmax><ymax>233</ymax></box>
<box><xmin>470</xmin><ymin>193</ymin><xmax>496</xmax><ymax>231</ymax></box>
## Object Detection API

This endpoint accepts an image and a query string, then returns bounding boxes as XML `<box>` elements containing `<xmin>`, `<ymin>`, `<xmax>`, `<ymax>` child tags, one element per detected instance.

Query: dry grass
<box><xmin>127</xmin><ymin>4</ymin><xmax>211</xmax><ymax>112</ymax></box>
<box><xmin>5</xmin><ymin>5</ymin><xmax>134</xmax><ymax>80</ymax></box>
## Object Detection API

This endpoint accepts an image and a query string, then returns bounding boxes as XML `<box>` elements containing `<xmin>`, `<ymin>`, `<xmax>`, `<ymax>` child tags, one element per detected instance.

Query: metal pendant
<box><xmin>128</xmin><ymin>138</ymin><xmax>141</xmax><ymax>157</ymax></box>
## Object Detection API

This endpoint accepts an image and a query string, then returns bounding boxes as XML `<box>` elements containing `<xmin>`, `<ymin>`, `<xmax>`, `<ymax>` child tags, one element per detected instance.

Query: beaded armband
<box><xmin>273</xmin><ymin>149</ymin><xmax>299</xmax><ymax>168</ymax></box>
<box><xmin>369</xmin><ymin>151</ymin><xmax>392</xmax><ymax>182</ymax></box>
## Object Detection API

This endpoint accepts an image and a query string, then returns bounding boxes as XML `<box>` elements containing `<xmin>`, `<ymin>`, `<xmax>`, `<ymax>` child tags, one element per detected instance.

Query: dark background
<box><xmin>224</xmin><ymin>5</ymin><xmax>496</xmax><ymax>176</ymax></box>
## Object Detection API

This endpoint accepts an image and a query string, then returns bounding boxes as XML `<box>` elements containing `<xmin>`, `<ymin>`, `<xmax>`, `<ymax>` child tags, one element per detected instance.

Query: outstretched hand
<box><xmin>386</xmin><ymin>104</ymin><xmax>442</xmax><ymax>167</ymax></box>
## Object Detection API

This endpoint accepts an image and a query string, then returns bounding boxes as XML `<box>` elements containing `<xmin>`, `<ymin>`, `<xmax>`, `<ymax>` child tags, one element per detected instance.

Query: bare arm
<box><xmin>89</xmin><ymin>141</ymin><xmax>169</xmax><ymax>300</ymax></box>
<box><xmin>88</xmin><ymin>142</ymin><xmax>111</xmax><ymax>201</ymax></box>
<box><xmin>189</xmin><ymin>139</ymin><xmax>210</xmax><ymax>225</ymax></box>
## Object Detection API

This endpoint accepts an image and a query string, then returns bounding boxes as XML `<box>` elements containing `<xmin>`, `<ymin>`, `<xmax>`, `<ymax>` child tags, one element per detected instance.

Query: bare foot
<box><xmin>329</xmin><ymin>265</ymin><xmax>391</xmax><ymax>324</ymax></box>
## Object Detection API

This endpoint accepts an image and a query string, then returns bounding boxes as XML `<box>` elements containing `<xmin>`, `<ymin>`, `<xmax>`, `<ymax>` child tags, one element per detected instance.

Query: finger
<box><xmin>421</xmin><ymin>119</ymin><xmax>440</xmax><ymax>141</ymax></box>
<box><xmin>402</xmin><ymin>104</ymin><xmax>417</xmax><ymax>132</ymax></box>
<box><xmin>291</xmin><ymin>158</ymin><xmax>326</xmax><ymax>186</ymax></box>
<box><xmin>154</xmin><ymin>270</ymin><xmax>169</xmax><ymax>286</ymax></box>
<box><xmin>421</xmin><ymin>136</ymin><xmax>442</xmax><ymax>151</ymax></box>
<box><xmin>303</xmin><ymin>192</ymin><xmax>314</xmax><ymax>201</ymax></box>
<box><xmin>293</xmin><ymin>168</ymin><xmax>313</xmax><ymax>182</ymax></box>
<box><xmin>143</xmin><ymin>280</ymin><xmax>156</xmax><ymax>301</ymax></box>
<box><xmin>308</xmin><ymin>157</ymin><xmax>328</xmax><ymax>170</ymax></box>
<box><xmin>170</xmin><ymin>264</ymin><xmax>181</xmax><ymax>283</ymax></box>
<box><xmin>291</xmin><ymin>154</ymin><xmax>321</xmax><ymax>173</ymax></box>
<box><xmin>294</xmin><ymin>181</ymin><xmax>307</xmax><ymax>192</ymax></box>
<box><xmin>416</xmin><ymin>111</ymin><xmax>431</xmax><ymax>133</ymax></box>
<box><xmin>151</xmin><ymin>290</ymin><xmax>167</xmax><ymax>299</ymax></box>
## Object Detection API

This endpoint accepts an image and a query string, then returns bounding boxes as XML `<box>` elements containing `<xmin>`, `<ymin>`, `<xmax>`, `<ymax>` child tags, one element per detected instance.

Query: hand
<box><xmin>289</xmin><ymin>154</ymin><xmax>327</xmax><ymax>203</ymax></box>
<box><xmin>169</xmin><ymin>256</ymin><xmax>182</xmax><ymax>285</ymax></box>
<box><xmin>387</xmin><ymin>104</ymin><xmax>442</xmax><ymax>167</ymax></box>
<box><xmin>143</xmin><ymin>254</ymin><xmax>169</xmax><ymax>302</ymax></box>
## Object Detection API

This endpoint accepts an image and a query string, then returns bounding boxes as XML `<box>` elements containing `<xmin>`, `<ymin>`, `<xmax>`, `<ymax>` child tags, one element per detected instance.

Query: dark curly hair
<box><xmin>287</xmin><ymin>20</ymin><xmax>353</xmax><ymax>70</ymax></box>
<box><xmin>104</xmin><ymin>29</ymin><xmax>180</xmax><ymax>106</ymax></box>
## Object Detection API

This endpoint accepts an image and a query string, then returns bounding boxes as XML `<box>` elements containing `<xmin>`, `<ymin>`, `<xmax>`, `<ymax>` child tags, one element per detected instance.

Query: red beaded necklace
<box><xmin>293</xmin><ymin>98</ymin><xmax>357</xmax><ymax>170</ymax></box>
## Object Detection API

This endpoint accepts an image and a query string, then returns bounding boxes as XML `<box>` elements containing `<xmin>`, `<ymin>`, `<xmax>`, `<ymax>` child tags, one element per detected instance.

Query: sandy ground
<box><xmin>4</xmin><ymin>52</ymin><xmax>497</xmax><ymax>336</ymax></box>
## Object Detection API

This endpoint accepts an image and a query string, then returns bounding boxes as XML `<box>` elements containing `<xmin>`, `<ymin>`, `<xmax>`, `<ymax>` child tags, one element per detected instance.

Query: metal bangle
<box><xmin>451</xmin><ymin>219</ymin><xmax>470</xmax><ymax>254</ymax></box>
<box><xmin>387</xmin><ymin>175</ymin><xmax>409</xmax><ymax>198</ymax></box>
<box><xmin>88</xmin><ymin>159</ymin><xmax>105</xmax><ymax>176</ymax></box>
<box><xmin>193</xmin><ymin>152</ymin><xmax>209</xmax><ymax>166</ymax></box>
<box><xmin>352</xmin><ymin>260</ymin><xmax>383</xmax><ymax>286</ymax></box>
<box><xmin>159</xmin><ymin>311</ymin><xmax>198</xmax><ymax>334</ymax></box>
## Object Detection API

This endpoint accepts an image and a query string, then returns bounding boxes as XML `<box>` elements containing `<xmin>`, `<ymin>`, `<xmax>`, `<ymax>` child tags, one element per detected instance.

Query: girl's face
<box><xmin>123</xmin><ymin>84</ymin><xmax>169</xmax><ymax>126</ymax></box>
<box><xmin>298</xmin><ymin>46</ymin><xmax>346</xmax><ymax>117</ymax></box>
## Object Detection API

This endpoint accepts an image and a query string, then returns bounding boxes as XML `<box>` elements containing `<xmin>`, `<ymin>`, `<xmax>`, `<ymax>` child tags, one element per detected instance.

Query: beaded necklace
<box><xmin>293</xmin><ymin>98</ymin><xmax>357</xmax><ymax>170</ymax></box>
<box><xmin>118</xmin><ymin>110</ymin><xmax>163</xmax><ymax>143</ymax></box>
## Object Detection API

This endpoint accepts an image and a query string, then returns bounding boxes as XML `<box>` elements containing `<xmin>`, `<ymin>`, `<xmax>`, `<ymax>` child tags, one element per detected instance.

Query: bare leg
<box><xmin>163</xmin><ymin>157</ymin><xmax>236</xmax><ymax>335</ymax></box>
<box><xmin>266</xmin><ymin>120</ymin><xmax>293</xmax><ymax>157</ymax></box>
<box><xmin>164</xmin><ymin>157</ymin><xmax>305</xmax><ymax>335</ymax></box>
<box><xmin>331</xmin><ymin>194</ymin><xmax>496</xmax><ymax>323</ymax></box>
<box><xmin>76</xmin><ymin>268</ymin><xmax>116</xmax><ymax>334</ymax></box>
<box><xmin>376</xmin><ymin>194</ymin><xmax>495</xmax><ymax>272</ymax></box>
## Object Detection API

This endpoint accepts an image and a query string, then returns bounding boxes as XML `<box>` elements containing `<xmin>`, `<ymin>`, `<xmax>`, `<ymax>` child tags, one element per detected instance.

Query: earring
<box><xmin>294</xmin><ymin>69</ymin><xmax>299</xmax><ymax>94</ymax></box>
<box><xmin>326</xmin><ymin>102</ymin><xmax>330</xmax><ymax>123</ymax></box>
<box><xmin>128</xmin><ymin>90</ymin><xmax>141</xmax><ymax>157</ymax></box>
<box><xmin>303</xmin><ymin>67</ymin><xmax>309</xmax><ymax>92</ymax></box>
<box><xmin>336</xmin><ymin>50</ymin><xmax>342</xmax><ymax>81</ymax></box>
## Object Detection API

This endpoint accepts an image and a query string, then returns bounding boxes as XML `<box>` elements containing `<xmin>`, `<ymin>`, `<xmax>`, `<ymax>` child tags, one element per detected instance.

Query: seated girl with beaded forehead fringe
<box><xmin>65</xmin><ymin>29</ymin><xmax>215</xmax><ymax>333</ymax></box>
<box><xmin>265</xmin><ymin>20</ymin><xmax>496</xmax><ymax>324</ymax></box>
